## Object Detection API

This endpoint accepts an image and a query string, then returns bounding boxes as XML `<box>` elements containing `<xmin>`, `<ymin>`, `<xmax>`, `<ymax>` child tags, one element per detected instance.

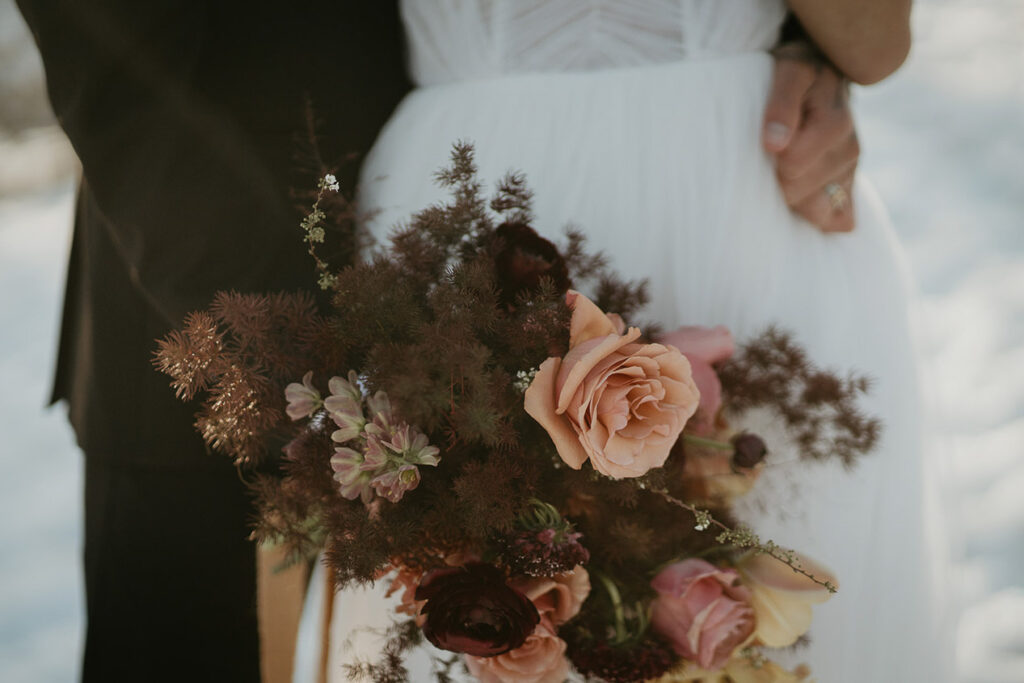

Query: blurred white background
<box><xmin>1</xmin><ymin>0</ymin><xmax>1021</xmax><ymax>680</ymax></box>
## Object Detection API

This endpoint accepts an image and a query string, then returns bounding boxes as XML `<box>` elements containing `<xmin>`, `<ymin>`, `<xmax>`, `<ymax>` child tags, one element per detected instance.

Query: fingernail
<box><xmin>764</xmin><ymin>122</ymin><xmax>790</xmax><ymax>149</ymax></box>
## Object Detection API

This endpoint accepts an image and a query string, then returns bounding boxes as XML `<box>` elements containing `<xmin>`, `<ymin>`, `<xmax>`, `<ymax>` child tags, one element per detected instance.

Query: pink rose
<box><xmin>524</xmin><ymin>291</ymin><xmax>700</xmax><ymax>479</ymax></box>
<box><xmin>657</xmin><ymin>326</ymin><xmax>734</xmax><ymax>436</ymax></box>
<box><xmin>650</xmin><ymin>559</ymin><xmax>755</xmax><ymax>670</ymax></box>
<box><xmin>512</xmin><ymin>566</ymin><xmax>590</xmax><ymax>626</ymax></box>
<box><xmin>465</xmin><ymin>616</ymin><xmax>569</xmax><ymax>683</ymax></box>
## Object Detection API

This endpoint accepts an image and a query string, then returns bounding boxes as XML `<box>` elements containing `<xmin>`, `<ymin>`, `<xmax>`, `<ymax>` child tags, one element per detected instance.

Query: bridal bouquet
<box><xmin>156</xmin><ymin>144</ymin><xmax>879</xmax><ymax>683</ymax></box>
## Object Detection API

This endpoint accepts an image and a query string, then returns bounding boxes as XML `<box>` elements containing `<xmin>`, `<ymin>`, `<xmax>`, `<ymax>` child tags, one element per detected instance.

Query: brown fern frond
<box><xmin>718</xmin><ymin>327</ymin><xmax>882</xmax><ymax>467</ymax></box>
<box><xmin>152</xmin><ymin>311</ymin><xmax>226</xmax><ymax>400</ymax></box>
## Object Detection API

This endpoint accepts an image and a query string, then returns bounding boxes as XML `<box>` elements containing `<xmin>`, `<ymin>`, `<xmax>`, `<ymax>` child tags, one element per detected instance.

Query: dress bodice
<box><xmin>400</xmin><ymin>0</ymin><xmax>788</xmax><ymax>86</ymax></box>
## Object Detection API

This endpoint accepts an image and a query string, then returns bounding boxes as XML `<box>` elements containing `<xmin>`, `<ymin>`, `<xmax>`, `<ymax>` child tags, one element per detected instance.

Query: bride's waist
<box><xmin>408</xmin><ymin>50</ymin><xmax>773</xmax><ymax>96</ymax></box>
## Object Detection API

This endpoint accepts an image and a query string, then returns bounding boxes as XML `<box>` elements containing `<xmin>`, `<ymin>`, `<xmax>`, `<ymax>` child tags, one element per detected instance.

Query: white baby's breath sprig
<box><xmin>649</xmin><ymin>485</ymin><xmax>837</xmax><ymax>593</ymax></box>
<box><xmin>692</xmin><ymin>509</ymin><xmax>712</xmax><ymax>531</ymax></box>
<box><xmin>301</xmin><ymin>175</ymin><xmax>343</xmax><ymax>289</ymax></box>
<box><xmin>320</xmin><ymin>173</ymin><xmax>340</xmax><ymax>192</ymax></box>
<box><xmin>514</xmin><ymin>367</ymin><xmax>539</xmax><ymax>393</ymax></box>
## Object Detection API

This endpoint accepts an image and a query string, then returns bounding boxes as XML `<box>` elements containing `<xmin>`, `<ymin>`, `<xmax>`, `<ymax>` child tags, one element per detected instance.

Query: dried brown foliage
<box><xmin>717</xmin><ymin>327</ymin><xmax>882</xmax><ymax>467</ymax></box>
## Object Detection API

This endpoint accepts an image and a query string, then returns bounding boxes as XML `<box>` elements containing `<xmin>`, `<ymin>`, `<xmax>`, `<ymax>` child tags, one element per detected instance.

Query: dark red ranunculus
<box><xmin>493</xmin><ymin>222</ymin><xmax>571</xmax><ymax>305</ymax></box>
<box><xmin>415</xmin><ymin>562</ymin><xmax>540</xmax><ymax>657</ymax></box>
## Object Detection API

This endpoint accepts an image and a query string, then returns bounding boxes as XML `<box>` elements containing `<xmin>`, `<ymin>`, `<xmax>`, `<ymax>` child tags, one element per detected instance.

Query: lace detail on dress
<box><xmin>401</xmin><ymin>0</ymin><xmax>787</xmax><ymax>86</ymax></box>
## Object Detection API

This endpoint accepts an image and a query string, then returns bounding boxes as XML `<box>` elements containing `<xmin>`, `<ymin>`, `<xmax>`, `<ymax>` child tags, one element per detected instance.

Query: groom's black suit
<box><xmin>15</xmin><ymin>1</ymin><xmax>410</xmax><ymax>679</ymax></box>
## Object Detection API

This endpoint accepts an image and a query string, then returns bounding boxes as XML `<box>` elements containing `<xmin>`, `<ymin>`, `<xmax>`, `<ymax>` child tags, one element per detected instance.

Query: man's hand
<box><xmin>762</xmin><ymin>43</ymin><xmax>858</xmax><ymax>233</ymax></box>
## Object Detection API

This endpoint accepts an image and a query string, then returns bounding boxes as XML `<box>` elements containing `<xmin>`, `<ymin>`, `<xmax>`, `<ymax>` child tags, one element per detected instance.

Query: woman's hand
<box><xmin>762</xmin><ymin>44</ymin><xmax>859</xmax><ymax>233</ymax></box>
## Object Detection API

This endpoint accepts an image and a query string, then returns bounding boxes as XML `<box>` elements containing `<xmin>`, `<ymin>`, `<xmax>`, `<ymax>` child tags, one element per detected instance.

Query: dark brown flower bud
<box><xmin>493</xmin><ymin>222</ymin><xmax>571</xmax><ymax>305</ymax></box>
<box><xmin>731</xmin><ymin>433</ymin><xmax>768</xmax><ymax>469</ymax></box>
<box><xmin>415</xmin><ymin>562</ymin><xmax>540</xmax><ymax>657</ymax></box>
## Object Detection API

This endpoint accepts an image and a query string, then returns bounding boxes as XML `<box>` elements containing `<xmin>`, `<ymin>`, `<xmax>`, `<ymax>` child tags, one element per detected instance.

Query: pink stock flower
<box><xmin>284</xmin><ymin>371</ymin><xmax>322</xmax><ymax>420</ymax></box>
<box><xmin>365</xmin><ymin>391</ymin><xmax>394</xmax><ymax>429</ymax></box>
<box><xmin>385</xmin><ymin>424</ymin><xmax>441</xmax><ymax>466</ymax></box>
<box><xmin>367</xmin><ymin>422</ymin><xmax>441</xmax><ymax>502</ymax></box>
<box><xmin>327</xmin><ymin>397</ymin><xmax>364</xmax><ymax>444</ymax></box>
<box><xmin>359</xmin><ymin>433</ymin><xmax>390</xmax><ymax>473</ymax></box>
<box><xmin>524</xmin><ymin>291</ymin><xmax>700</xmax><ymax>479</ymax></box>
<box><xmin>657</xmin><ymin>326</ymin><xmax>734</xmax><ymax>436</ymax></box>
<box><xmin>371</xmin><ymin>464</ymin><xmax>422</xmax><ymax>503</ymax></box>
<box><xmin>330</xmin><ymin>447</ymin><xmax>374</xmax><ymax>503</ymax></box>
<box><xmin>650</xmin><ymin>558</ymin><xmax>755</xmax><ymax>671</ymax></box>
<box><xmin>325</xmin><ymin>371</ymin><xmax>366</xmax><ymax>443</ymax></box>
<box><xmin>465</xmin><ymin>616</ymin><xmax>570</xmax><ymax>683</ymax></box>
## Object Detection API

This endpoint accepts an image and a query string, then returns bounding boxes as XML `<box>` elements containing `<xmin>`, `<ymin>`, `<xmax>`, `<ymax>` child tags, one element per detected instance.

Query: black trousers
<box><xmin>82</xmin><ymin>456</ymin><xmax>260</xmax><ymax>682</ymax></box>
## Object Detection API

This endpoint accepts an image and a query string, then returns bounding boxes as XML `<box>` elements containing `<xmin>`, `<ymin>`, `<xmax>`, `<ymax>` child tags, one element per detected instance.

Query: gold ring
<box><xmin>824</xmin><ymin>183</ymin><xmax>849</xmax><ymax>212</ymax></box>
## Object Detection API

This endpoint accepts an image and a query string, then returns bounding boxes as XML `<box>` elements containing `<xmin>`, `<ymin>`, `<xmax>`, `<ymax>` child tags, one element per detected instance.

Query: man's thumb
<box><xmin>763</xmin><ymin>58</ymin><xmax>814</xmax><ymax>153</ymax></box>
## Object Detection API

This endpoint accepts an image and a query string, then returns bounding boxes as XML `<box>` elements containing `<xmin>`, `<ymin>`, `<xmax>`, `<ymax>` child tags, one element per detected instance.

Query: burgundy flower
<box><xmin>493</xmin><ymin>222</ymin><xmax>571</xmax><ymax>305</ymax></box>
<box><xmin>415</xmin><ymin>562</ymin><xmax>540</xmax><ymax>657</ymax></box>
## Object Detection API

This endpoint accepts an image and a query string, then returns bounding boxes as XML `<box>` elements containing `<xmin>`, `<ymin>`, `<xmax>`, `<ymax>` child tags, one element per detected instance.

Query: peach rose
<box><xmin>650</xmin><ymin>559</ymin><xmax>756</xmax><ymax>671</ymax></box>
<box><xmin>465</xmin><ymin>616</ymin><xmax>569</xmax><ymax>683</ymax></box>
<box><xmin>524</xmin><ymin>291</ymin><xmax>700</xmax><ymax>479</ymax></box>
<box><xmin>512</xmin><ymin>566</ymin><xmax>590</xmax><ymax>626</ymax></box>
<box><xmin>736</xmin><ymin>552</ymin><xmax>837</xmax><ymax>648</ymax></box>
<box><xmin>657</xmin><ymin>326</ymin><xmax>734</xmax><ymax>436</ymax></box>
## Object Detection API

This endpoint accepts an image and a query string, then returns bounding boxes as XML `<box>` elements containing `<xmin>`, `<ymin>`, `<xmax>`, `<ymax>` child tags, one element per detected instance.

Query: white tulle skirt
<box><xmin>318</xmin><ymin>52</ymin><xmax>950</xmax><ymax>682</ymax></box>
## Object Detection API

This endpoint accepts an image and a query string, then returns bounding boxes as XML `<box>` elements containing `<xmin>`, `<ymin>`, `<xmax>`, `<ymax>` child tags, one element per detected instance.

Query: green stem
<box><xmin>594</xmin><ymin>571</ymin><xmax>628</xmax><ymax>645</ymax></box>
<box><xmin>682</xmin><ymin>434</ymin><xmax>733</xmax><ymax>451</ymax></box>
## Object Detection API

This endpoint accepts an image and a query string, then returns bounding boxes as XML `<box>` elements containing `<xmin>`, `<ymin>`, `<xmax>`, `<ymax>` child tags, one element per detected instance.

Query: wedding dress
<box><xmin>320</xmin><ymin>1</ymin><xmax>950</xmax><ymax>680</ymax></box>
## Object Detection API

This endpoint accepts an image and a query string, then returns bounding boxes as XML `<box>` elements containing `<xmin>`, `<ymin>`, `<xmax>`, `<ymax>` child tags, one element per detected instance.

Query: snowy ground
<box><xmin>1</xmin><ymin>1</ymin><xmax>1021</xmax><ymax>681</ymax></box>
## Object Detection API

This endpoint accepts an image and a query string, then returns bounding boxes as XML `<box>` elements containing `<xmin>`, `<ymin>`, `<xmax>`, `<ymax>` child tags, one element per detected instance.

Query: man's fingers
<box><xmin>793</xmin><ymin>171</ymin><xmax>857</xmax><ymax>233</ymax></box>
<box><xmin>778</xmin><ymin>133</ymin><xmax>859</xmax><ymax>207</ymax></box>
<box><xmin>764</xmin><ymin>49</ymin><xmax>860</xmax><ymax>233</ymax></box>
<box><xmin>762</xmin><ymin>58</ymin><xmax>817</xmax><ymax>153</ymax></box>
<box><xmin>775</xmin><ymin>69</ymin><xmax>853</xmax><ymax>179</ymax></box>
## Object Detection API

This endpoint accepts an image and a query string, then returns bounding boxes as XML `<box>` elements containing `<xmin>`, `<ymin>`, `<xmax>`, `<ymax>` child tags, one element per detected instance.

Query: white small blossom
<box><xmin>318</xmin><ymin>273</ymin><xmax>337</xmax><ymax>290</ymax></box>
<box><xmin>323</xmin><ymin>173</ymin><xmax>340</xmax><ymax>192</ymax></box>
<box><xmin>513</xmin><ymin>367</ymin><xmax>539</xmax><ymax>393</ymax></box>
<box><xmin>693</xmin><ymin>509</ymin><xmax>712</xmax><ymax>531</ymax></box>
